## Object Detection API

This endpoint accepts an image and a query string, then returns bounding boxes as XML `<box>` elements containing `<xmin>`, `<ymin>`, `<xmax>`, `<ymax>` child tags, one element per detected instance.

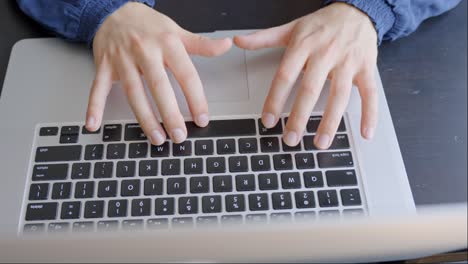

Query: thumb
<box><xmin>233</xmin><ymin>21</ymin><xmax>295</xmax><ymax>50</ymax></box>
<box><xmin>180</xmin><ymin>31</ymin><xmax>233</xmax><ymax>57</ymax></box>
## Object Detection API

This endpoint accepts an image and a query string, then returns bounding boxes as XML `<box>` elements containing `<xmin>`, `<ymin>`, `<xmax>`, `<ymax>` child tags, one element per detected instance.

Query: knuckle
<box><xmin>276</xmin><ymin>68</ymin><xmax>295</xmax><ymax>84</ymax></box>
<box><xmin>302</xmin><ymin>84</ymin><xmax>321</xmax><ymax>98</ymax></box>
<box><xmin>159</xmin><ymin>32</ymin><xmax>180</xmax><ymax>47</ymax></box>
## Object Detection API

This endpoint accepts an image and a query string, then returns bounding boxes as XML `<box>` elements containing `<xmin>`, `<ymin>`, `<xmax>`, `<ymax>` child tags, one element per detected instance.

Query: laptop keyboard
<box><xmin>22</xmin><ymin>115</ymin><xmax>366</xmax><ymax>233</ymax></box>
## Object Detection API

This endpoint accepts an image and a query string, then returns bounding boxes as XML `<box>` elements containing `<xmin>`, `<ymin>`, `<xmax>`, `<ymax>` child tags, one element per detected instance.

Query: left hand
<box><xmin>234</xmin><ymin>2</ymin><xmax>378</xmax><ymax>149</ymax></box>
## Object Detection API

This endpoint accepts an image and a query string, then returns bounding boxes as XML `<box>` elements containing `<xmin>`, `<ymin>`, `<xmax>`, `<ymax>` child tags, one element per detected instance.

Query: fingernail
<box><xmin>364</xmin><ymin>127</ymin><xmax>375</xmax><ymax>139</ymax></box>
<box><xmin>150</xmin><ymin>130</ymin><xmax>165</xmax><ymax>145</ymax></box>
<box><xmin>87</xmin><ymin>116</ymin><xmax>95</xmax><ymax>129</ymax></box>
<box><xmin>196</xmin><ymin>113</ymin><xmax>209</xmax><ymax>127</ymax></box>
<box><xmin>171</xmin><ymin>128</ymin><xmax>186</xmax><ymax>143</ymax></box>
<box><xmin>262</xmin><ymin>112</ymin><xmax>276</xmax><ymax>128</ymax></box>
<box><xmin>284</xmin><ymin>130</ymin><xmax>298</xmax><ymax>146</ymax></box>
<box><xmin>315</xmin><ymin>133</ymin><xmax>331</xmax><ymax>149</ymax></box>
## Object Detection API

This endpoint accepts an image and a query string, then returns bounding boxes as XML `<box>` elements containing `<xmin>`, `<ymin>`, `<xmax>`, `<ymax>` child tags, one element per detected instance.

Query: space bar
<box><xmin>185</xmin><ymin>119</ymin><xmax>256</xmax><ymax>138</ymax></box>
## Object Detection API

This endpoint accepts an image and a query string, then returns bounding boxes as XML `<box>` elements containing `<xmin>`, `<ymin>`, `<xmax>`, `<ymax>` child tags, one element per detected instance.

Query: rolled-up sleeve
<box><xmin>17</xmin><ymin>0</ymin><xmax>155</xmax><ymax>46</ymax></box>
<box><xmin>323</xmin><ymin>0</ymin><xmax>462</xmax><ymax>44</ymax></box>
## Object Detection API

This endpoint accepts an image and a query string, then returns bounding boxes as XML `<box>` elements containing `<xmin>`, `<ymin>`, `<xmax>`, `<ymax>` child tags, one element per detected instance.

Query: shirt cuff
<box><xmin>323</xmin><ymin>0</ymin><xmax>395</xmax><ymax>45</ymax></box>
<box><xmin>78</xmin><ymin>0</ymin><xmax>156</xmax><ymax>47</ymax></box>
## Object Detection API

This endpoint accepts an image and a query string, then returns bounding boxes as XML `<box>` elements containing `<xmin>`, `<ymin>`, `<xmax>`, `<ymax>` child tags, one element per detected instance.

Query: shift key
<box><xmin>317</xmin><ymin>151</ymin><xmax>354</xmax><ymax>168</ymax></box>
<box><xmin>35</xmin><ymin>145</ymin><xmax>82</xmax><ymax>162</ymax></box>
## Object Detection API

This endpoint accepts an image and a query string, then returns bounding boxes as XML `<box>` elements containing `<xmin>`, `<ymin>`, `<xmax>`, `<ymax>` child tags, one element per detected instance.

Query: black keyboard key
<box><xmin>217</xmin><ymin>139</ymin><xmax>236</xmax><ymax>154</ymax></box>
<box><xmin>340</xmin><ymin>189</ymin><xmax>362</xmax><ymax>206</ymax></box>
<box><xmin>26</xmin><ymin>203</ymin><xmax>57</xmax><ymax>221</ymax></box>
<box><xmin>236</xmin><ymin>174</ymin><xmax>255</xmax><ymax>191</ymax></box>
<box><xmin>84</xmin><ymin>201</ymin><xmax>104</xmax><ymax>218</ymax></box>
<box><xmin>106</xmin><ymin>143</ymin><xmax>126</xmax><ymax>159</ymax></box>
<box><xmin>206</xmin><ymin>157</ymin><xmax>226</xmax><ymax>173</ymax></box>
<box><xmin>61</xmin><ymin>202</ymin><xmax>81</xmax><ymax>219</ymax></box>
<box><xmin>122</xmin><ymin>220</ymin><xmax>144</xmax><ymax>230</ymax></box>
<box><xmin>195</xmin><ymin>140</ymin><xmax>214</xmax><ymax>155</ymax></box>
<box><xmin>35</xmin><ymin>145</ymin><xmax>81</xmax><ymax>163</ymax></box>
<box><xmin>202</xmin><ymin>195</ymin><xmax>222</xmax><ymax>213</ymax></box>
<box><xmin>93</xmin><ymin>162</ymin><xmax>113</xmax><ymax>179</ymax></box>
<box><xmin>132</xmin><ymin>198</ymin><xmax>151</xmax><ymax>216</ymax></box>
<box><xmin>173</xmin><ymin>141</ymin><xmax>192</xmax><ymax>156</ymax></box>
<box><xmin>74</xmin><ymin>181</ymin><xmax>94</xmax><ymax>198</ymax></box>
<box><xmin>29</xmin><ymin>183</ymin><xmax>49</xmax><ymax>200</ymax></box>
<box><xmin>147</xmin><ymin>218</ymin><xmax>169</xmax><ymax>229</ymax></box>
<box><xmin>129</xmin><ymin>142</ymin><xmax>148</xmax><ymax>158</ymax></box>
<box><xmin>155</xmin><ymin>197</ymin><xmax>175</xmax><ymax>215</ymax></box>
<box><xmin>258</xmin><ymin>118</ymin><xmax>283</xmax><ymax>135</ymax></box>
<box><xmin>108</xmin><ymin>200</ymin><xmax>128</xmax><ymax>217</ymax></box>
<box><xmin>212</xmin><ymin>175</ymin><xmax>233</xmax><ymax>192</ymax></box>
<box><xmin>295</xmin><ymin>191</ymin><xmax>315</xmax><ymax>208</ymax></box>
<box><xmin>258</xmin><ymin>173</ymin><xmax>278</xmax><ymax>190</ymax></box>
<box><xmin>185</xmin><ymin>119</ymin><xmax>256</xmax><ymax>138</ymax></box>
<box><xmin>248</xmin><ymin>193</ymin><xmax>269</xmax><ymax>211</ymax></box>
<box><xmin>97</xmin><ymin>221</ymin><xmax>119</xmax><ymax>231</ymax></box>
<box><xmin>124</xmin><ymin>123</ymin><xmax>147</xmax><ymax>141</ymax></box>
<box><xmin>225</xmin><ymin>194</ymin><xmax>245</xmax><ymax>212</ymax></box>
<box><xmin>303</xmin><ymin>171</ymin><xmax>324</xmax><ymax>188</ymax></box>
<box><xmin>144</xmin><ymin>178</ymin><xmax>163</xmax><ymax>196</ymax></box>
<box><xmin>167</xmin><ymin>177</ymin><xmax>186</xmax><ymax>194</ymax></box>
<box><xmin>273</xmin><ymin>154</ymin><xmax>293</xmax><ymax>170</ymax></box>
<box><xmin>82</xmin><ymin>126</ymin><xmax>101</xmax><ymax>135</ymax></box>
<box><xmin>121</xmin><ymin>179</ymin><xmax>140</xmax><ymax>196</ymax></box>
<box><xmin>338</xmin><ymin>119</ymin><xmax>346</xmax><ymax>132</ymax></box>
<box><xmin>151</xmin><ymin>142</ymin><xmax>170</xmax><ymax>157</ymax></box>
<box><xmin>238</xmin><ymin>138</ymin><xmax>258</xmax><ymax>153</ymax></box>
<box><xmin>116</xmin><ymin>161</ymin><xmax>136</xmax><ymax>178</ymax></box>
<box><xmin>282</xmin><ymin>139</ymin><xmax>301</xmax><ymax>152</ymax></box>
<box><xmin>306</xmin><ymin>116</ymin><xmax>322</xmax><ymax>133</ymax></box>
<box><xmin>229</xmin><ymin>156</ymin><xmax>248</xmax><ymax>172</ymax></box>
<box><xmin>318</xmin><ymin>190</ymin><xmax>339</xmax><ymax>207</ymax></box>
<box><xmin>281</xmin><ymin>172</ymin><xmax>301</xmax><ymax>189</ymax></box>
<box><xmin>303</xmin><ymin>135</ymin><xmax>316</xmax><ymax>151</ymax></box>
<box><xmin>326</xmin><ymin>170</ymin><xmax>358</xmax><ymax>187</ymax></box>
<box><xmin>61</xmin><ymin>126</ymin><xmax>79</xmax><ymax>135</ymax></box>
<box><xmin>330</xmin><ymin>134</ymin><xmax>350</xmax><ymax>149</ymax></box>
<box><xmin>98</xmin><ymin>181</ymin><xmax>117</xmax><ymax>198</ymax></box>
<box><xmin>48</xmin><ymin>222</ymin><xmax>70</xmax><ymax>233</ymax></box>
<box><xmin>260</xmin><ymin>137</ymin><xmax>279</xmax><ymax>152</ymax></box>
<box><xmin>32</xmin><ymin>164</ymin><xmax>68</xmax><ymax>181</ymax></box>
<box><xmin>139</xmin><ymin>160</ymin><xmax>158</xmax><ymax>176</ymax></box>
<box><xmin>317</xmin><ymin>151</ymin><xmax>353</xmax><ymax>168</ymax></box>
<box><xmin>272</xmin><ymin>192</ymin><xmax>292</xmax><ymax>210</ymax></box>
<box><xmin>39</xmin><ymin>127</ymin><xmax>58</xmax><ymax>136</ymax></box>
<box><xmin>84</xmin><ymin>144</ymin><xmax>104</xmax><ymax>160</ymax></box>
<box><xmin>51</xmin><ymin>182</ymin><xmax>71</xmax><ymax>200</ymax></box>
<box><xmin>72</xmin><ymin>222</ymin><xmax>94</xmax><ymax>232</ymax></box>
<box><xmin>295</xmin><ymin>153</ymin><xmax>315</xmax><ymax>169</ymax></box>
<box><xmin>161</xmin><ymin>159</ymin><xmax>181</xmax><ymax>176</ymax></box>
<box><xmin>184</xmin><ymin>158</ymin><xmax>203</xmax><ymax>174</ymax></box>
<box><xmin>59</xmin><ymin>134</ymin><xmax>78</xmax><ymax>144</ymax></box>
<box><xmin>190</xmin><ymin>176</ymin><xmax>209</xmax><ymax>193</ymax></box>
<box><xmin>71</xmin><ymin>163</ymin><xmax>91</xmax><ymax>179</ymax></box>
<box><xmin>250</xmin><ymin>155</ymin><xmax>271</xmax><ymax>171</ymax></box>
<box><xmin>179</xmin><ymin>196</ymin><xmax>198</xmax><ymax>214</ymax></box>
<box><xmin>103</xmin><ymin>124</ymin><xmax>122</xmax><ymax>142</ymax></box>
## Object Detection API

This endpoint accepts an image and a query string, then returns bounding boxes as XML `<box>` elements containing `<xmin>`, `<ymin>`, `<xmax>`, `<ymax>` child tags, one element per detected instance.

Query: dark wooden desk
<box><xmin>0</xmin><ymin>0</ymin><xmax>466</xmax><ymax>205</ymax></box>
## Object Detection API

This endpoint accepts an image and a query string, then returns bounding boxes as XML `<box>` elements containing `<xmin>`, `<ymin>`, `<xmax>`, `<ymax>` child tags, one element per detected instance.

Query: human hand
<box><xmin>234</xmin><ymin>2</ymin><xmax>378</xmax><ymax>149</ymax></box>
<box><xmin>86</xmin><ymin>2</ymin><xmax>232</xmax><ymax>144</ymax></box>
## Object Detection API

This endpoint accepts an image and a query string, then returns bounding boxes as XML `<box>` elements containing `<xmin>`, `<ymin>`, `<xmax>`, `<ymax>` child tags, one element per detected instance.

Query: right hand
<box><xmin>86</xmin><ymin>2</ymin><xmax>232</xmax><ymax>144</ymax></box>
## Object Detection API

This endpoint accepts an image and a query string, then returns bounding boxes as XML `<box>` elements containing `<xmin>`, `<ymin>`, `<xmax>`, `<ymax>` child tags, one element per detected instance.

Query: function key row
<box><xmin>25</xmin><ymin>189</ymin><xmax>362</xmax><ymax>221</ymax></box>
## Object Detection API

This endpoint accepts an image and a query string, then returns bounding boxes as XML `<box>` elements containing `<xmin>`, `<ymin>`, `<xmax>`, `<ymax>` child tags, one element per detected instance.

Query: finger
<box><xmin>283</xmin><ymin>58</ymin><xmax>332</xmax><ymax>147</ymax></box>
<box><xmin>315</xmin><ymin>65</ymin><xmax>354</xmax><ymax>149</ymax></box>
<box><xmin>164</xmin><ymin>37</ymin><xmax>209</xmax><ymax>127</ymax></box>
<box><xmin>115</xmin><ymin>55</ymin><xmax>167</xmax><ymax>145</ymax></box>
<box><xmin>136</xmin><ymin>50</ymin><xmax>187</xmax><ymax>144</ymax></box>
<box><xmin>355</xmin><ymin>67</ymin><xmax>378</xmax><ymax>139</ymax></box>
<box><xmin>233</xmin><ymin>21</ymin><xmax>296</xmax><ymax>50</ymax></box>
<box><xmin>86</xmin><ymin>58</ymin><xmax>113</xmax><ymax>131</ymax></box>
<box><xmin>261</xmin><ymin>42</ymin><xmax>309</xmax><ymax>128</ymax></box>
<box><xmin>180</xmin><ymin>31</ymin><xmax>232</xmax><ymax>57</ymax></box>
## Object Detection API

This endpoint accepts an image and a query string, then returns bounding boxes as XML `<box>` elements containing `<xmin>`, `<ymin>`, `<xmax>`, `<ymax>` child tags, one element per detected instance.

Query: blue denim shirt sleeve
<box><xmin>323</xmin><ymin>0</ymin><xmax>462</xmax><ymax>44</ymax></box>
<box><xmin>16</xmin><ymin>0</ymin><xmax>155</xmax><ymax>47</ymax></box>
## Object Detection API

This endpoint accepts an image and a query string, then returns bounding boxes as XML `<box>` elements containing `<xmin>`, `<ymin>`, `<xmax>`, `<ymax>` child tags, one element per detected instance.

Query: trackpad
<box><xmin>169</xmin><ymin>47</ymin><xmax>249</xmax><ymax>103</ymax></box>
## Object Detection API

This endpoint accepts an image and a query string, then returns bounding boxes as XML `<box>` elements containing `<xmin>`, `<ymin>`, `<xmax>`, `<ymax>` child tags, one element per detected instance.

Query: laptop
<box><xmin>1</xmin><ymin>30</ymin><xmax>464</xmax><ymax>262</ymax></box>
